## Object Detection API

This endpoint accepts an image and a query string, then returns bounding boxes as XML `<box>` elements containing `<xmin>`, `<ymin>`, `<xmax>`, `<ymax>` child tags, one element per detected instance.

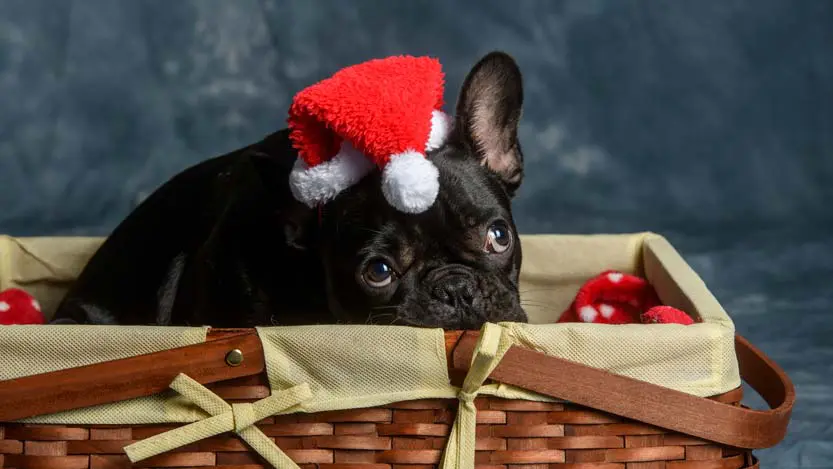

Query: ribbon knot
<box><xmin>231</xmin><ymin>402</ymin><xmax>257</xmax><ymax>432</ymax></box>
<box><xmin>124</xmin><ymin>373</ymin><xmax>312</xmax><ymax>469</ymax></box>
<box><xmin>457</xmin><ymin>391</ymin><xmax>477</xmax><ymax>404</ymax></box>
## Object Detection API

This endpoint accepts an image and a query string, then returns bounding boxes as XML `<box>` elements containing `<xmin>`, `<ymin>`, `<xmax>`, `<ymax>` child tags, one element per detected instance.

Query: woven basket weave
<box><xmin>0</xmin><ymin>329</ymin><xmax>792</xmax><ymax>469</ymax></box>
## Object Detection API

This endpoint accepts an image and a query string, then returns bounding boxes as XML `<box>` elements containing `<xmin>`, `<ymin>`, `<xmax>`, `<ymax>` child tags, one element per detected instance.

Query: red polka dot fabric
<box><xmin>0</xmin><ymin>288</ymin><xmax>45</xmax><ymax>325</ymax></box>
<box><xmin>557</xmin><ymin>270</ymin><xmax>694</xmax><ymax>325</ymax></box>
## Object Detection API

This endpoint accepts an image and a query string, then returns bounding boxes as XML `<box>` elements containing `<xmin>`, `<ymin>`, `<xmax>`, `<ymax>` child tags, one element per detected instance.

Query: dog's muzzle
<box><xmin>425</xmin><ymin>265</ymin><xmax>478</xmax><ymax>310</ymax></box>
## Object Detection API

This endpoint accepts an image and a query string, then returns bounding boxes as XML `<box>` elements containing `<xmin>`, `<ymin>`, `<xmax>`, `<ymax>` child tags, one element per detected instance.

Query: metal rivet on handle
<box><xmin>225</xmin><ymin>349</ymin><xmax>244</xmax><ymax>367</ymax></box>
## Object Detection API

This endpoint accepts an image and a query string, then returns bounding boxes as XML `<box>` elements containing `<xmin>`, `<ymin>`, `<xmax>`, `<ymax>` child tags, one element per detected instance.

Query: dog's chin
<box><xmin>384</xmin><ymin>302</ymin><xmax>527</xmax><ymax>330</ymax></box>
<box><xmin>367</xmin><ymin>291</ymin><xmax>527</xmax><ymax>330</ymax></box>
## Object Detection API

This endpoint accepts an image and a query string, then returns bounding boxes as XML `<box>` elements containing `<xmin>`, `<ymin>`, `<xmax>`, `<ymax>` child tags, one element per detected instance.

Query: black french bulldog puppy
<box><xmin>52</xmin><ymin>51</ymin><xmax>529</xmax><ymax>330</ymax></box>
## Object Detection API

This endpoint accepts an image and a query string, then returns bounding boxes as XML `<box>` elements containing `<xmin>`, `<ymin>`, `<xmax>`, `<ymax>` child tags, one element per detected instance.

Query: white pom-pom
<box><xmin>382</xmin><ymin>151</ymin><xmax>439</xmax><ymax>214</ymax></box>
<box><xmin>425</xmin><ymin>110</ymin><xmax>452</xmax><ymax>152</ymax></box>
<box><xmin>289</xmin><ymin>141</ymin><xmax>375</xmax><ymax>207</ymax></box>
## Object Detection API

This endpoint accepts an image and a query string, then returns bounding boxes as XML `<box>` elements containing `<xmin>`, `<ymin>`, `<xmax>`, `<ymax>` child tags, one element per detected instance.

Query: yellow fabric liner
<box><xmin>0</xmin><ymin>233</ymin><xmax>740</xmax><ymax>429</ymax></box>
<box><xmin>256</xmin><ymin>325</ymin><xmax>457</xmax><ymax>412</ymax></box>
<box><xmin>0</xmin><ymin>235</ymin><xmax>102</xmax><ymax>316</ymax></box>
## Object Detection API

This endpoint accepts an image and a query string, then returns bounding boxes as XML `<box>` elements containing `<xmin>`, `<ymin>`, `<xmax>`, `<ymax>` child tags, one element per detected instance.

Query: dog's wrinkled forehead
<box><xmin>327</xmin><ymin>148</ymin><xmax>511</xmax><ymax>261</ymax></box>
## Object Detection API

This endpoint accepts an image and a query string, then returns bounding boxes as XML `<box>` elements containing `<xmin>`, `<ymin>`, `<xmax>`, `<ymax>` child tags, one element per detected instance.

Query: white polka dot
<box><xmin>0</xmin><ymin>301</ymin><xmax>9</xmax><ymax>313</ymax></box>
<box><xmin>579</xmin><ymin>305</ymin><xmax>598</xmax><ymax>322</ymax></box>
<box><xmin>599</xmin><ymin>304</ymin><xmax>615</xmax><ymax>318</ymax></box>
<box><xmin>607</xmin><ymin>272</ymin><xmax>623</xmax><ymax>283</ymax></box>
<box><xmin>31</xmin><ymin>299</ymin><xmax>41</xmax><ymax>312</ymax></box>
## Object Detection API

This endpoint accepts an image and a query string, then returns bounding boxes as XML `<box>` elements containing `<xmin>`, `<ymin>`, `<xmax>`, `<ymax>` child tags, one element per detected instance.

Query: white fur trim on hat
<box><xmin>425</xmin><ymin>110</ymin><xmax>452</xmax><ymax>152</ymax></box>
<box><xmin>382</xmin><ymin>151</ymin><xmax>439</xmax><ymax>214</ymax></box>
<box><xmin>289</xmin><ymin>141</ymin><xmax>375</xmax><ymax>207</ymax></box>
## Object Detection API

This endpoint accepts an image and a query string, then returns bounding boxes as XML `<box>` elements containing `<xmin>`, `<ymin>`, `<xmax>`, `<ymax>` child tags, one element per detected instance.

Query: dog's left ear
<box><xmin>281</xmin><ymin>200</ymin><xmax>317</xmax><ymax>251</ymax></box>
<box><xmin>454</xmin><ymin>51</ymin><xmax>524</xmax><ymax>195</ymax></box>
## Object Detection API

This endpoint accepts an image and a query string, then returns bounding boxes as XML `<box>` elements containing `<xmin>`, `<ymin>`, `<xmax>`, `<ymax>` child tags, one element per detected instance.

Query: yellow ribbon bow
<box><xmin>440</xmin><ymin>323</ymin><xmax>506</xmax><ymax>469</ymax></box>
<box><xmin>124</xmin><ymin>373</ymin><xmax>312</xmax><ymax>469</ymax></box>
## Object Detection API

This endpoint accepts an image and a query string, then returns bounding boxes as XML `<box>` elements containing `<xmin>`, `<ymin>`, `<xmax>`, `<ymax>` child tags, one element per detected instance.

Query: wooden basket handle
<box><xmin>0</xmin><ymin>329</ymin><xmax>265</xmax><ymax>421</ymax></box>
<box><xmin>450</xmin><ymin>333</ymin><xmax>795</xmax><ymax>450</ymax></box>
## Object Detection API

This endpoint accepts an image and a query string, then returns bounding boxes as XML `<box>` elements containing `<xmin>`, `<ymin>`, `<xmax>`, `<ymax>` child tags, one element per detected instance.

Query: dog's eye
<box><xmin>363</xmin><ymin>260</ymin><xmax>395</xmax><ymax>287</ymax></box>
<box><xmin>485</xmin><ymin>221</ymin><xmax>512</xmax><ymax>254</ymax></box>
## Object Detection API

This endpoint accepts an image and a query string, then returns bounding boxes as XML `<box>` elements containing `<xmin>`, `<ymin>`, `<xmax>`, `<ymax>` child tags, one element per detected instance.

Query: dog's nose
<box><xmin>431</xmin><ymin>275</ymin><xmax>476</xmax><ymax>309</ymax></box>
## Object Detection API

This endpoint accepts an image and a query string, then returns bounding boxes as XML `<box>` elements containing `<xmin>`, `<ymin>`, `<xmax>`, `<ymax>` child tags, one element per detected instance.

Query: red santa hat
<box><xmin>287</xmin><ymin>55</ymin><xmax>452</xmax><ymax>214</ymax></box>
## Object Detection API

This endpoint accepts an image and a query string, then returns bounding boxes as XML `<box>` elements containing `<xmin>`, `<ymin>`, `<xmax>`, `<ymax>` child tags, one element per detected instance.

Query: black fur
<box><xmin>52</xmin><ymin>51</ymin><xmax>528</xmax><ymax>330</ymax></box>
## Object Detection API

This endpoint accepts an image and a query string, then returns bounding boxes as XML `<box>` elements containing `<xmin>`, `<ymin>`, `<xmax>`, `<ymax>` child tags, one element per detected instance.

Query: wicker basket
<box><xmin>0</xmin><ymin>327</ymin><xmax>793</xmax><ymax>469</ymax></box>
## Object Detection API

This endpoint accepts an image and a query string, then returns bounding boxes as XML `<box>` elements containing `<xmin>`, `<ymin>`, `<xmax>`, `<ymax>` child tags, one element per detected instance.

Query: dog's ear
<box><xmin>454</xmin><ymin>51</ymin><xmax>524</xmax><ymax>195</ymax></box>
<box><xmin>245</xmin><ymin>130</ymin><xmax>319</xmax><ymax>251</ymax></box>
<box><xmin>281</xmin><ymin>200</ymin><xmax>316</xmax><ymax>251</ymax></box>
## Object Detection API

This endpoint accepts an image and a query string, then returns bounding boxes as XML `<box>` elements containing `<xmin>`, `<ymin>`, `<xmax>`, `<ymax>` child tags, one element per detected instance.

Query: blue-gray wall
<box><xmin>2</xmin><ymin>0</ymin><xmax>831</xmax><ymax>236</ymax></box>
<box><xmin>1</xmin><ymin>1</ymin><xmax>831</xmax><ymax>465</ymax></box>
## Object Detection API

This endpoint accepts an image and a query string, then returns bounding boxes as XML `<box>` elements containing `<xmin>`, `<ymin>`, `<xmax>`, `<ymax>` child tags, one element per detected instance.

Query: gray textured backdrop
<box><xmin>1</xmin><ymin>1</ymin><xmax>831</xmax><ymax>466</ymax></box>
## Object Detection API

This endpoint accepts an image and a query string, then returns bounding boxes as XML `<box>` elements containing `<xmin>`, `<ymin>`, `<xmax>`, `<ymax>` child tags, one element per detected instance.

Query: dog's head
<box><xmin>287</xmin><ymin>52</ymin><xmax>527</xmax><ymax>329</ymax></box>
